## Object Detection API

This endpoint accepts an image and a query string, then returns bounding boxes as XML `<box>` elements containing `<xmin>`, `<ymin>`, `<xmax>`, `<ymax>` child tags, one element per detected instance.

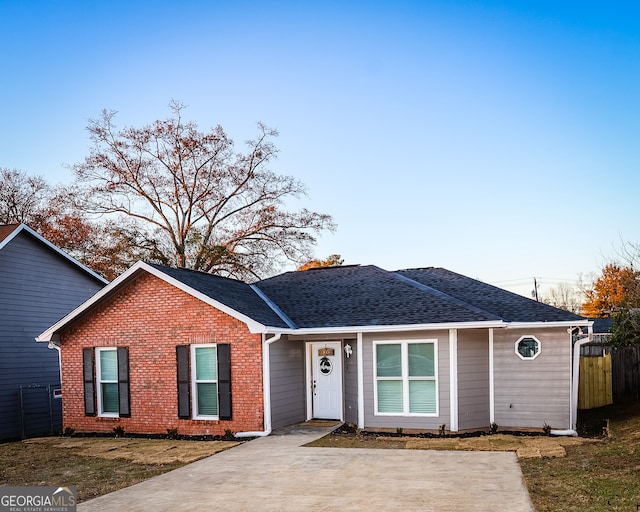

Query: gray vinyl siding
<box><xmin>0</xmin><ymin>232</ymin><xmax>104</xmax><ymax>440</ymax></box>
<box><xmin>362</xmin><ymin>330</ymin><xmax>450</xmax><ymax>431</ymax></box>
<box><xmin>457</xmin><ymin>329</ymin><xmax>490</xmax><ymax>430</ymax></box>
<box><xmin>269</xmin><ymin>337</ymin><xmax>306</xmax><ymax>429</ymax></box>
<box><xmin>493</xmin><ymin>328</ymin><xmax>572</xmax><ymax>429</ymax></box>
<box><xmin>343</xmin><ymin>339</ymin><xmax>358</xmax><ymax>424</ymax></box>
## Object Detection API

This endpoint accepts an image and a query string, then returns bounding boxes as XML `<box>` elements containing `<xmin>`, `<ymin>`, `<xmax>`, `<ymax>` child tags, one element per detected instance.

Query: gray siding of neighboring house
<box><xmin>0</xmin><ymin>232</ymin><xmax>105</xmax><ymax>440</ymax></box>
<box><xmin>493</xmin><ymin>328</ymin><xmax>572</xmax><ymax>429</ymax></box>
<box><xmin>269</xmin><ymin>337</ymin><xmax>306</xmax><ymax>429</ymax></box>
<box><xmin>362</xmin><ymin>330</ymin><xmax>451</xmax><ymax>431</ymax></box>
<box><xmin>457</xmin><ymin>329</ymin><xmax>490</xmax><ymax>430</ymax></box>
<box><xmin>343</xmin><ymin>339</ymin><xmax>358</xmax><ymax>424</ymax></box>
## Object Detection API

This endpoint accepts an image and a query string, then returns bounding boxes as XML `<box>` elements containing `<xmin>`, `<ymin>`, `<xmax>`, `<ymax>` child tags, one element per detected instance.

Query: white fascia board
<box><xmin>36</xmin><ymin>261</ymin><xmax>149</xmax><ymax>342</ymax></box>
<box><xmin>0</xmin><ymin>224</ymin><xmax>21</xmax><ymax>251</ymax></box>
<box><xmin>142</xmin><ymin>263</ymin><xmax>266</xmax><ymax>334</ymax></box>
<box><xmin>2</xmin><ymin>224</ymin><xmax>109</xmax><ymax>284</ymax></box>
<box><xmin>506</xmin><ymin>320</ymin><xmax>593</xmax><ymax>329</ymax></box>
<box><xmin>263</xmin><ymin>320</ymin><xmax>508</xmax><ymax>335</ymax></box>
<box><xmin>36</xmin><ymin>261</ymin><xmax>267</xmax><ymax>342</ymax></box>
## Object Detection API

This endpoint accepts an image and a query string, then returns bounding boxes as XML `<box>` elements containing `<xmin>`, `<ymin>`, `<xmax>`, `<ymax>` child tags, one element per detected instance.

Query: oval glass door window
<box><xmin>319</xmin><ymin>356</ymin><xmax>333</xmax><ymax>375</ymax></box>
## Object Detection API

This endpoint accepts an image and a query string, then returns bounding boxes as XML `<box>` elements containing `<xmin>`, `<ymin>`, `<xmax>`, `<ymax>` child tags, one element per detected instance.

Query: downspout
<box><xmin>449</xmin><ymin>329</ymin><xmax>458</xmax><ymax>432</ymax></box>
<box><xmin>357</xmin><ymin>332</ymin><xmax>364</xmax><ymax>430</ymax></box>
<box><xmin>46</xmin><ymin>340</ymin><xmax>63</xmax><ymax>387</ymax></box>
<box><xmin>489</xmin><ymin>328</ymin><xmax>495</xmax><ymax>425</ymax></box>
<box><xmin>550</xmin><ymin>325</ymin><xmax>593</xmax><ymax>437</ymax></box>
<box><xmin>235</xmin><ymin>333</ymin><xmax>282</xmax><ymax>438</ymax></box>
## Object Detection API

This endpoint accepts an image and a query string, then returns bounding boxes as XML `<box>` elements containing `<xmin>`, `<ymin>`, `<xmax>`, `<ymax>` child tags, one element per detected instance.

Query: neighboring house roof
<box><xmin>589</xmin><ymin>317</ymin><xmax>614</xmax><ymax>334</ymax></box>
<box><xmin>37</xmin><ymin>262</ymin><xmax>590</xmax><ymax>342</ymax></box>
<box><xmin>0</xmin><ymin>223</ymin><xmax>108</xmax><ymax>285</ymax></box>
<box><xmin>0</xmin><ymin>223</ymin><xmax>21</xmax><ymax>244</ymax></box>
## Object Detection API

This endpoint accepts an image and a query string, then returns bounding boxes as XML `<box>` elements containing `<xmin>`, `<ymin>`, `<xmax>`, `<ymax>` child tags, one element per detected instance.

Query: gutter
<box><xmin>263</xmin><ymin>320</ymin><xmax>509</xmax><ymax>336</ymax></box>
<box><xmin>44</xmin><ymin>340</ymin><xmax>63</xmax><ymax>386</ymax></box>
<box><xmin>235</xmin><ymin>333</ymin><xmax>282</xmax><ymax>438</ymax></box>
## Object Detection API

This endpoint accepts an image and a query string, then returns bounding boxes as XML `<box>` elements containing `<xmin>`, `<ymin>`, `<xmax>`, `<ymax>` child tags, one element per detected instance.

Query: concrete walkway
<box><xmin>78</xmin><ymin>423</ymin><xmax>534</xmax><ymax>512</ymax></box>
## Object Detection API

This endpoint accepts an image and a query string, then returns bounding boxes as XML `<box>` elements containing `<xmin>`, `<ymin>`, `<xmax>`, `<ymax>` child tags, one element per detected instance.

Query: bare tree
<box><xmin>72</xmin><ymin>101</ymin><xmax>335</xmax><ymax>279</ymax></box>
<box><xmin>542</xmin><ymin>282</ymin><xmax>582</xmax><ymax>314</ymax></box>
<box><xmin>0</xmin><ymin>168</ymin><xmax>50</xmax><ymax>224</ymax></box>
<box><xmin>617</xmin><ymin>238</ymin><xmax>640</xmax><ymax>270</ymax></box>
<box><xmin>0</xmin><ymin>169</ymin><xmax>135</xmax><ymax>280</ymax></box>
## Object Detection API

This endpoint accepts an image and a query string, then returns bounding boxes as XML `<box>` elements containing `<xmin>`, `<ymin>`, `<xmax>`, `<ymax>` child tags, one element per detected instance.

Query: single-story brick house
<box><xmin>37</xmin><ymin>262</ymin><xmax>592</xmax><ymax>437</ymax></box>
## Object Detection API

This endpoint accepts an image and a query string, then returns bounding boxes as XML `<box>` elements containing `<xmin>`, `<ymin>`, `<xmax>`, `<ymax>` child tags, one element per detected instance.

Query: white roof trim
<box><xmin>35</xmin><ymin>260</ymin><xmax>593</xmax><ymax>343</ymax></box>
<box><xmin>506</xmin><ymin>320</ymin><xmax>592</xmax><ymax>328</ymax></box>
<box><xmin>264</xmin><ymin>320</ymin><xmax>509</xmax><ymax>335</ymax></box>
<box><xmin>263</xmin><ymin>318</ymin><xmax>593</xmax><ymax>336</ymax></box>
<box><xmin>36</xmin><ymin>261</ymin><xmax>267</xmax><ymax>342</ymax></box>
<box><xmin>0</xmin><ymin>223</ymin><xmax>108</xmax><ymax>284</ymax></box>
<box><xmin>143</xmin><ymin>264</ymin><xmax>266</xmax><ymax>333</ymax></box>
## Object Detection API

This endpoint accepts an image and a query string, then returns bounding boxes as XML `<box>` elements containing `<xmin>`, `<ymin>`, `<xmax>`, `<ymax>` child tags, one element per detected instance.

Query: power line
<box><xmin>490</xmin><ymin>276</ymin><xmax>581</xmax><ymax>286</ymax></box>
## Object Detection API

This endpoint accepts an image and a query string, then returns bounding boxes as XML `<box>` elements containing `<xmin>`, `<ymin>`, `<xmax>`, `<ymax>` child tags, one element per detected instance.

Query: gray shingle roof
<box><xmin>149</xmin><ymin>264</ymin><xmax>585</xmax><ymax>330</ymax></box>
<box><xmin>255</xmin><ymin>265</ymin><xmax>500</xmax><ymax>328</ymax></box>
<box><xmin>396</xmin><ymin>267</ymin><xmax>584</xmax><ymax>323</ymax></box>
<box><xmin>148</xmin><ymin>264</ymin><xmax>289</xmax><ymax>328</ymax></box>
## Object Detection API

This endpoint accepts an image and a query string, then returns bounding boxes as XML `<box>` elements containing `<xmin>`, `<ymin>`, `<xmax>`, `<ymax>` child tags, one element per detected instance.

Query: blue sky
<box><xmin>1</xmin><ymin>0</ymin><xmax>638</xmax><ymax>296</ymax></box>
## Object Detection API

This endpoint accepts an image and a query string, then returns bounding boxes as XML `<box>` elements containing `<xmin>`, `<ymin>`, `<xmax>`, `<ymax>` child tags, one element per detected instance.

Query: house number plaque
<box><xmin>318</xmin><ymin>348</ymin><xmax>335</xmax><ymax>356</ymax></box>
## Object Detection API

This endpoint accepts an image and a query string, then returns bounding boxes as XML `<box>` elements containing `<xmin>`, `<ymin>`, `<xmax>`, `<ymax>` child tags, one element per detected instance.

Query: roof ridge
<box><xmin>250</xmin><ymin>284</ymin><xmax>298</xmax><ymax>329</ymax></box>
<box><xmin>147</xmin><ymin>262</ymin><xmax>247</xmax><ymax>284</ymax></box>
<box><xmin>391</xmin><ymin>271</ymin><xmax>504</xmax><ymax>321</ymax></box>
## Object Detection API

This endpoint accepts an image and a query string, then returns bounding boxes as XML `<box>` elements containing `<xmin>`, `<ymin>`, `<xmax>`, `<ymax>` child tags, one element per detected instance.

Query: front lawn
<box><xmin>520</xmin><ymin>401</ymin><xmax>640</xmax><ymax>512</ymax></box>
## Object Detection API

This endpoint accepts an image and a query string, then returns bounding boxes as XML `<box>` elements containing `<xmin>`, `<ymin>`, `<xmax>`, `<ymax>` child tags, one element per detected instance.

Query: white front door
<box><xmin>309</xmin><ymin>342</ymin><xmax>343</xmax><ymax>420</ymax></box>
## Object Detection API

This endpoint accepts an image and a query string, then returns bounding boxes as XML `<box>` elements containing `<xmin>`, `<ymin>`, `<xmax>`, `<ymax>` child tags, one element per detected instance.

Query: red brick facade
<box><xmin>59</xmin><ymin>273</ymin><xmax>264</xmax><ymax>436</ymax></box>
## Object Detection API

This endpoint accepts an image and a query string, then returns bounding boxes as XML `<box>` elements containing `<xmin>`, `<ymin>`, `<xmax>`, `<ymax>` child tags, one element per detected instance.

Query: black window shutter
<box><xmin>217</xmin><ymin>344</ymin><xmax>232</xmax><ymax>420</ymax></box>
<box><xmin>117</xmin><ymin>347</ymin><xmax>131</xmax><ymax>417</ymax></box>
<box><xmin>82</xmin><ymin>348</ymin><xmax>96</xmax><ymax>416</ymax></box>
<box><xmin>176</xmin><ymin>345</ymin><xmax>191</xmax><ymax>419</ymax></box>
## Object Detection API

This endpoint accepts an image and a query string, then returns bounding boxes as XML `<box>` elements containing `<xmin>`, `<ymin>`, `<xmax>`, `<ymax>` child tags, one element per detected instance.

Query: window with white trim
<box><xmin>96</xmin><ymin>347</ymin><xmax>119</xmax><ymax>417</ymax></box>
<box><xmin>515</xmin><ymin>335</ymin><xmax>541</xmax><ymax>360</ymax></box>
<box><xmin>191</xmin><ymin>344</ymin><xmax>219</xmax><ymax>419</ymax></box>
<box><xmin>374</xmin><ymin>340</ymin><xmax>438</xmax><ymax>416</ymax></box>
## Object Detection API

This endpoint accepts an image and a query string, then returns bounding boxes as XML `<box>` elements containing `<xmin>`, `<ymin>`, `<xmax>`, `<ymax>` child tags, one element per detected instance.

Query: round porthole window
<box><xmin>515</xmin><ymin>336</ymin><xmax>541</xmax><ymax>360</ymax></box>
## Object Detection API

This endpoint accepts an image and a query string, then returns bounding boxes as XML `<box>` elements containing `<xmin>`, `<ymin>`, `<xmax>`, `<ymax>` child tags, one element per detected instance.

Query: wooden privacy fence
<box><xmin>610</xmin><ymin>345</ymin><xmax>640</xmax><ymax>402</ymax></box>
<box><xmin>578</xmin><ymin>352</ymin><xmax>613</xmax><ymax>409</ymax></box>
<box><xmin>578</xmin><ymin>343</ymin><xmax>640</xmax><ymax>409</ymax></box>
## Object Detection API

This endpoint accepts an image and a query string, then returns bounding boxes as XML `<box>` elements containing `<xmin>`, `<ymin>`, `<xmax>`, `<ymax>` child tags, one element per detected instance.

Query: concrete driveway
<box><xmin>78</xmin><ymin>423</ymin><xmax>534</xmax><ymax>512</ymax></box>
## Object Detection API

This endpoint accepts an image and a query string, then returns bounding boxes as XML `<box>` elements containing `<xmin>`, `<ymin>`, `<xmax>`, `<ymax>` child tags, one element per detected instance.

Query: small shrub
<box><xmin>396</xmin><ymin>427</ymin><xmax>404</xmax><ymax>436</ymax></box>
<box><xmin>222</xmin><ymin>429</ymin><xmax>235</xmax><ymax>441</ymax></box>
<box><xmin>113</xmin><ymin>425</ymin><xmax>125</xmax><ymax>437</ymax></box>
<box><xmin>438</xmin><ymin>424</ymin><xmax>446</xmax><ymax>437</ymax></box>
<box><xmin>543</xmin><ymin>422</ymin><xmax>552</xmax><ymax>435</ymax></box>
<box><xmin>489</xmin><ymin>422</ymin><xmax>498</xmax><ymax>434</ymax></box>
<box><xmin>63</xmin><ymin>427</ymin><xmax>75</xmax><ymax>437</ymax></box>
<box><xmin>167</xmin><ymin>428</ymin><xmax>179</xmax><ymax>440</ymax></box>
